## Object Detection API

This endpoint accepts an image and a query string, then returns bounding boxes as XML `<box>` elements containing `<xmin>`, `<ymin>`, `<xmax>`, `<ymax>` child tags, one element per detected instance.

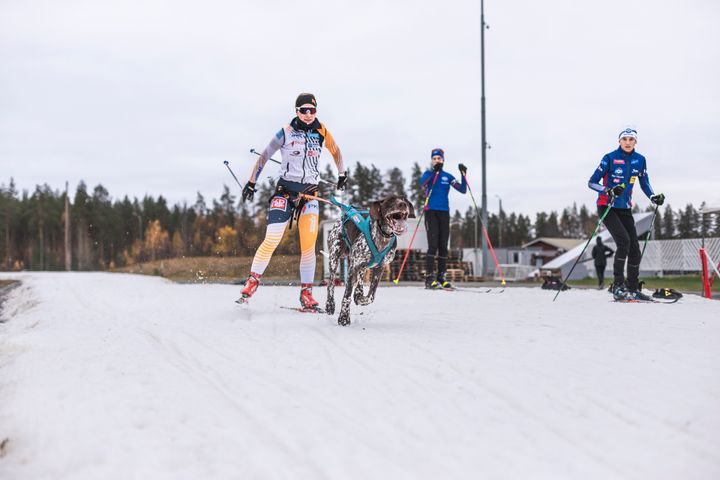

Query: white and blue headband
<box><xmin>618</xmin><ymin>128</ymin><xmax>638</xmax><ymax>140</ymax></box>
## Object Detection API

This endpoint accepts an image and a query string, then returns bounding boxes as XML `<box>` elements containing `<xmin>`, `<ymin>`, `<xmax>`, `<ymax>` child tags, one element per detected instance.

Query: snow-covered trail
<box><xmin>1</xmin><ymin>273</ymin><xmax>719</xmax><ymax>480</ymax></box>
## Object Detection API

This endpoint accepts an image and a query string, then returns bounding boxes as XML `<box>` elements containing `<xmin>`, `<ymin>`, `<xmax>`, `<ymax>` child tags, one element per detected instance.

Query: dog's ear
<box><xmin>369</xmin><ymin>200</ymin><xmax>383</xmax><ymax>220</ymax></box>
<box><xmin>403</xmin><ymin>198</ymin><xmax>416</xmax><ymax>218</ymax></box>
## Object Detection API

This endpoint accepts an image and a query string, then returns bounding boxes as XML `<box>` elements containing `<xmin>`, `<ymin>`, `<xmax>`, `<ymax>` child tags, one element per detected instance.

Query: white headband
<box><xmin>618</xmin><ymin>128</ymin><xmax>638</xmax><ymax>140</ymax></box>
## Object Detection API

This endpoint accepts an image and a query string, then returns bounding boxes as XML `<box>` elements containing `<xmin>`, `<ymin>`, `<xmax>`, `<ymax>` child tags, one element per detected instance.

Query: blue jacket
<box><xmin>420</xmin><ymin>168</ymin><xmax>467</xmax><ymax>211</ymax></box>
<box><xmin>588</xmin><ymin>148</ymin><xmax>655</xmax><ymax>209</ymax></box>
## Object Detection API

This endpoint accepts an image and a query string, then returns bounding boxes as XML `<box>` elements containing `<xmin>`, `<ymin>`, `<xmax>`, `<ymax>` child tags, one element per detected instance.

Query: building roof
<box><xmin>522</xmin><ymin>237</ymin><xmax>586</xmax><ymax>251</ymax></box>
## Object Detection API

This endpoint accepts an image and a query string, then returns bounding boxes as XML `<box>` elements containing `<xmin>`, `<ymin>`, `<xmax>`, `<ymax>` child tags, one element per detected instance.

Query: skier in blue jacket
<box><xmin>420</xmin><ymin>148</ymin><xmax>467</xmax><ymax>289</ymax></box>
<box><xmin>588</xmin><ymin>127</ymin><xmax>665</xmax><ymax>301</ymax></box>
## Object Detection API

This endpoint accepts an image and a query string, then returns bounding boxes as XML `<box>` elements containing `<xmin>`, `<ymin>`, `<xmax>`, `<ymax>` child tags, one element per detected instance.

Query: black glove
<box><xmin>606</xmin><ymin>184</ymin><xmax>625</xmax><ymax>197</ymax></box>
<box><xmin>432</xmin><ymin>162</ymin><xmax>443</xmax><ymax>172</ymax></box>
<box><xmin>337</xmin><ymin>172</ymin><xmax>348</xmax><ymax>191</ymax></box>
<box><xmin>458</xmin><ymin>163</ymin><xmax>467</xmax><ymax>176</ymax></box>
<box><xmin>650</xmin><ymin>193</ymin><xmax>665</xmax><ymax>206</ymax></box>
<box><xmin>242</xmin><ymin>181</ymin><xmax>256</xmax><ymax>202</ymax></box>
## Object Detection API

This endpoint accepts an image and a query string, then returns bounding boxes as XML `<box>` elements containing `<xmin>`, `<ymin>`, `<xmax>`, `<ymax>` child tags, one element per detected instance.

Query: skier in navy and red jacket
<box><xmin>588</xmin><ymin>127</ymin><xmax>665</xmax><ymax>301</ymax></box>
<box><xmin>420</xmin><ymin>148</ymin><xmax>467</xmax><ymax>289</ymax></box>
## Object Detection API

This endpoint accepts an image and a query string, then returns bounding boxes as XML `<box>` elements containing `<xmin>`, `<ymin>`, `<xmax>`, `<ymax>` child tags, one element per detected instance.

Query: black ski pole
<box><xmin>223</xmin><ymin>160</ymin><xmax>243</xmax><ymax>189</ymax></box>
<box><xmin>639</xmin><ymin>204</ymin><xmax>659</xmax><ymax>262</ymax></box>
<box><xmin>553</xmin><ymin>193</ymin><xmax>616</xmax><ymax>302</ymax></box>
<box><xmin>249</xmin><ymin>148</ymin><xmax>335</xmax><ymax>186</ymax></box>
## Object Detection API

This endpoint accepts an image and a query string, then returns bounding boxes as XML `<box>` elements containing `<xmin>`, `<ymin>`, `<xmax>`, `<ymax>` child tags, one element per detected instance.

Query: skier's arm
<box><xmin>322</xmin><ymin>127</ymin><xmax>346</xmax><ymax>174</ymax></box>
<box><xmin>588</xmin><ymin>155</ymin><xmax>610</xmax><ymax>193</ymax></box>
<box><xmin>638</xmin><ymin>160</ymin><xmax>655</xmax><ymax>198</ymax></box>
<box><xmin>450</xmin><ymin>173</ymin><xmax>467</xmax><ymax>194</ymax></box>
<box><xmin>605</xmin><ymin>246</ymin><xmax>614</xmax><ymax>257</ymax></box>
<box><xmin>249</xmin><ymin>129</ymin><xmax>284</xmax><ymax>183</ymax></box>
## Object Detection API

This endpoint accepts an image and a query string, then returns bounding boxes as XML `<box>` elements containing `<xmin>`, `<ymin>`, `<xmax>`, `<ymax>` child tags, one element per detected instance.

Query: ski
<box><xmin>453</xmin><ymin>286</ymin><xmax>505</xmax><ymax>294</ymax></box>
<box><xmin>280</xmin><ymin>306</ymin><xmax>326</xmax><ymax>314</ymax></box>
<box><xmin>613</xmin><ymin>297</ymin><xmax>679</xmax><ymax>304</ymax></box>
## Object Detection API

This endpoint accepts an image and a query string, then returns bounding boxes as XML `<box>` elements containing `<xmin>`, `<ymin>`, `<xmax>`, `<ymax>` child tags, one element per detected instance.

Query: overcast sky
<box><xmin>2</xmin><ymin>0</ymin><xmax>719</xmax><ymax>216</ymax></box>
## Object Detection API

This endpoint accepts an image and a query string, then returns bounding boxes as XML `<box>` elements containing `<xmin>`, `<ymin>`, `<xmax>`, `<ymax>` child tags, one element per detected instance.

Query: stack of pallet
<box><xmin>384</xmin><ymin>249</ymin><xmax>472</xmax><ymax>282</ymax></box>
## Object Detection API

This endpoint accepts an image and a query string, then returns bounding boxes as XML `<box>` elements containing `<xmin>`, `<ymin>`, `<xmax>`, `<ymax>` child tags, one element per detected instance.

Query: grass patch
<box><xmin>567</xmin><ymin>274</ymin><xmax>706</xmax><ymax>293</ymax></box>
<box><xmin>111</xmin><ymin>255</ymin><xmax>324</xmax><ymax>283</ymax></box>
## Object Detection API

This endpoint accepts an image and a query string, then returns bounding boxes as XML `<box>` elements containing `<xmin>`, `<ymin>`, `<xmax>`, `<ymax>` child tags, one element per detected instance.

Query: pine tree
<box><xmin>409</xmin><ymin>162</ymin><xmax>425</xmax><ymax>210</ymax></box>
<box><xmin>534</xmin><ymin>212</ymin><xmax>548</xmax><ymax>238</ymax></box>
<box><xmin>676</xmin><ymin>204</ymin><xmax>698</xmax><ymax>238</ymax></box>
<box><xmin>382</xmin><ymin>167</ymin><xmax>407</xmax><ymax>198</ymax></box>
<box><xmin>662</xmin><ymin>205</ymin><xmax>675</xmax><ymax>239</ymax></box>
<box><xmin>546</xmin><ymin>211</ymin><xmax>561</xmax><ymax>237</ymax></box>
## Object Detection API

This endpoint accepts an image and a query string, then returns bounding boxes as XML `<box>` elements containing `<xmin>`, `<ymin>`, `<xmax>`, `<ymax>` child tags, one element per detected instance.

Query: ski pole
<box><xmin>223</xmin><ymin>160</ymin><xmax>244</xmax><ymax>189</ymax></box>
<box><xmin>552</xmin><ymin>193</ymin><xmax>616</xmax><ymax>302</ymax></box>
<box><xmin>639</xmin><ymin>203</ymin><xmax>659</xmax><ymax>262</ymax></box>
<box><xmin>393</xmin><ymin>170</ymin><xmax>441</xmax><ymax>284</ymax></box>
<box><xmin>463</xmin><ymin>175</ymin><xmax>506</xmax><ymax>286</ymax></box>
<box><xmin>249</xmin><ymin>148</ymin><xmax>335</xmax><ymax>186</ymax></box>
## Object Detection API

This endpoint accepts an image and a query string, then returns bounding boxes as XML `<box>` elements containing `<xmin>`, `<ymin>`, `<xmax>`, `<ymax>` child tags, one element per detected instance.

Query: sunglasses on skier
<box><xmin>296</xmin><ymin>107</ymin><xmax>317</xmax><ymax>115</ymax></box>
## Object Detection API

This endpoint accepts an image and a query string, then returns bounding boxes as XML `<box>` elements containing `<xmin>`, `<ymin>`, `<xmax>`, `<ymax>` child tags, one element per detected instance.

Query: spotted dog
<box><xmin>326</xmin><ymin>195</ymin><xmax>415</xmax><ymax>325</ymax></box>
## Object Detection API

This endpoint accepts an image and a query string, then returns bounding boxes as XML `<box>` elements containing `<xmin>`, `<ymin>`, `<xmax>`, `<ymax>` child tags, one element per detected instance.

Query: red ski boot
<box><xmin>299</xmin><ymin>283</ymin><xmax>321</xmax><ymax>312</ymax></box>
<box><xmin>237</xmin><ymin>272</ymin><xmax>261</xmax><ymax>304</ymax></box>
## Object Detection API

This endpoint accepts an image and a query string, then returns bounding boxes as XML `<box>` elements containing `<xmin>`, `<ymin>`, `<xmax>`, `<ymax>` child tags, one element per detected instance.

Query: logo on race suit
<box><xmin>292</xmin><ymin>150</ymin><xmax>301</xmax><ymax>155</ymax></box>
<box><xmin>630</xmin><ymin>176</ymin><xmax>637</xmax><ymax>184</ymax></box>
<box><xmin>613</xmin><ymin>178</ymin><xmax>621</xmax><ymax>183</ymax></box>
<box><xmin>270</xmin><ymin>197</ymin><xmax>287</xmax><ymax>210</ymax></box>
<box><xmin>631</xmin><ymin>168</ymin><xmax>639</xmax><ymax>174</ymax></box>
<box><xmin>301</xmin><ymin>201</ymin><xmax>319</xmax><ymax>215</ymax></box>
<box><xmin>614</xmin><ymin>168</ymin><xmax>623</xmax><ymax>175</ymax></box>
<box><xmin>631</xmin><ymin>160</ymin><xmax>639</xmax><ymax>164</ymax></box>
<box><xmin>442</xmin><ymin>176</ymin><xmax>449</xmax><ymax>183</ymax></box>
<box><xmin>306</xmin><ymin>149</ymin><xmax>321</xmax><ymax>157</ymax></box>
<box><xmin>613</xmin><ymin>159</ymin><xmax>625</xmax><ymax>164</ymax></box>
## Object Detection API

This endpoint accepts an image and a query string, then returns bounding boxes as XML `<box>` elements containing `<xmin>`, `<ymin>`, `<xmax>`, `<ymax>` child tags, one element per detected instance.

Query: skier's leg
<box><xmin>601</xmin><ymin>208</ymin><xmax>630</xmax><ymax>288</ymax></box>
<box><xmin>245</xmin><ymin>195</ymin><xmax>291</xmax><ymax>295</ymax></box>
<box><xmin>437</xmin><ymin>211</ymin><xmax>450</xmax><ymax>284</ymax></box>
<box><xmin>297</xmin><ymin>199</ymin><xmax>319</xmax><ymax>284</ymax></box>
<box><xmin>618</xmin><ymin>210</ymin><xmax>641</xmax><ymax>290</ymax></box>
<box><xmin>298</xmin><ymin>200</ymin><xmax>320</xmax><ymax>308</ymax></box>
<box><xmin>425</xmin><ymin>211</ymin><xmax>440</xmax><ymax>287</ymax></box>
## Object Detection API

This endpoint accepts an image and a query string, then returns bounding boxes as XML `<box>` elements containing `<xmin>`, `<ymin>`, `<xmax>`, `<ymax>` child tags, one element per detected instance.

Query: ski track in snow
<box><xmin>0</xmin><ymin>272</ymin><xmax>719</xmax><ymax>480</ymax></box>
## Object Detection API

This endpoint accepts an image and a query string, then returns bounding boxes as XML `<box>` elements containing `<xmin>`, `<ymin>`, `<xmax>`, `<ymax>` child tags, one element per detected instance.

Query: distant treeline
<box><xmin>1</xmin><ymin>162</ymin><xmax>718</xmax><ymax>271</ymax></box>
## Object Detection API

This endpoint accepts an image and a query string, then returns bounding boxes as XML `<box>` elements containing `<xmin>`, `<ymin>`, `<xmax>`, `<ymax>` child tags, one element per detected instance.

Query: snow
<box><xmin>1</xmin><ymin>272</ymin><xmax>719</xmax><ymax>480</ymax></box>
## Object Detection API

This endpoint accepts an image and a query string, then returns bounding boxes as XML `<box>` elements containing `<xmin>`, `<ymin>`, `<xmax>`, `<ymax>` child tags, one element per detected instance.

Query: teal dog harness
<box><xmin>330</xmin><ymin>196</ymin><xmax>396</xmax><ymax>268</ymax></box>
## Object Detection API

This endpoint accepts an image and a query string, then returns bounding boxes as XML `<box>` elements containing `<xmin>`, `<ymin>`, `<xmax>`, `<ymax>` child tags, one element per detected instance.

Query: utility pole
<box><xmin>496</xmin><ymin>194</ymin><xmax>503</xmax><ymax>247</ymax></box>
<box><xmin>480</xmin><ymin>0</ymin><xmax>489</xmax><ymax>276</ymax></box>
<box><xmin>64</xmin><ymin>181</ymin><xmax>71</xmax><ymax>271</ymax></box>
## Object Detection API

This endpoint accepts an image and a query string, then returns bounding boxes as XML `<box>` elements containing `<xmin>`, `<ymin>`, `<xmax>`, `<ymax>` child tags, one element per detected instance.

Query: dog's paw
<box><xmin>338</xmin><ymin>312</ymin><xmax>351</xmax><ymax>326</ymax></box>
<box><xmin>355</xmin><ymin>297</ymin><xmax>372</xmax><ymax>306</ymax></box>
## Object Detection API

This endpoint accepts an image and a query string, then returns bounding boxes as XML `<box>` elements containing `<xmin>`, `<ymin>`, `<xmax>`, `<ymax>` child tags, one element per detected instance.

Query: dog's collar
<box><xmin>378</xmin><ymin>221</ymin><xmax>394</xmax><ymax>238</ymax></box>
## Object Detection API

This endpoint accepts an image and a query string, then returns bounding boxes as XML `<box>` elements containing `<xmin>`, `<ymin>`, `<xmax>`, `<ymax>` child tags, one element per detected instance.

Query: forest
<box><xmin>1</xmin><ymin>161</ymin><xmax>718</xmax><ymax>271</ymax></box>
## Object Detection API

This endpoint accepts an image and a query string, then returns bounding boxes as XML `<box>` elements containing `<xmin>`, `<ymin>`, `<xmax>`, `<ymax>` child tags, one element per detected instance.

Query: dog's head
<box><xmin>369</xmin><ymin>196</ymin><xmax>416</xmax><ymax>235</ymax></box>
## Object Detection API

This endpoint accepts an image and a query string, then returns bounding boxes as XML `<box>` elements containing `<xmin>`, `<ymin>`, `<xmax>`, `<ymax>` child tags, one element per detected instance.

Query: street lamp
<box><xmin>495</xmin><ymin>194</ymin><xmax>502</xmax><ymax>247</ymax></box>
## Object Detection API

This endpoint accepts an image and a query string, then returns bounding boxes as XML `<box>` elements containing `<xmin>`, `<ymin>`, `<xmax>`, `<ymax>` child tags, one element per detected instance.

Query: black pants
<box><xmin>594</xmin><ymin>264</ymin><xmax>606</xmax><ymax>286</ymax></box>
<box><xmin>425</xmin><ymin>210</ymin><xmax>450</xmax><ymax>276</ymax></box>
<box><xmin>600</xmin><ymin>207</ymin><xmax>640</xmax><ymax>289</ymax></box>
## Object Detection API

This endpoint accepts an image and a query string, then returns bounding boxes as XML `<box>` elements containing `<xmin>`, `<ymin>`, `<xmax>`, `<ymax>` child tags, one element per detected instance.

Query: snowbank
<box><xmin>0</xmin><ymin>273</ymin><xmax>719</xmax><ymax>480</ymax></box>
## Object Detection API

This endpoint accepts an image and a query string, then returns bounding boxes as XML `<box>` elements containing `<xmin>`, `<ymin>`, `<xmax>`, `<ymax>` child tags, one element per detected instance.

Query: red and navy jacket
<box><xmin>588</xmin><ymin>148</ymin><xmax>655</xmax><ymax>209</ymax></box>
